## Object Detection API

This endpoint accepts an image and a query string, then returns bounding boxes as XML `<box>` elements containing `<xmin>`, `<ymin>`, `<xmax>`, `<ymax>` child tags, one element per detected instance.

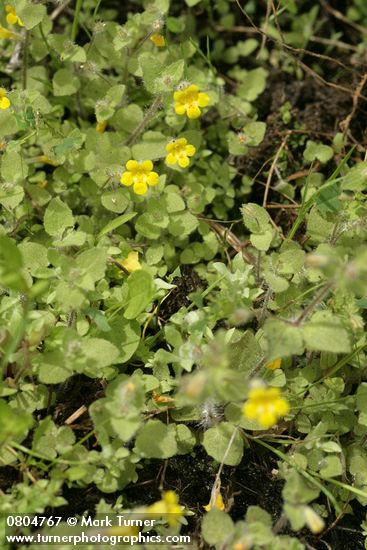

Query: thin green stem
<box><xmin>245</xmin><ymin>432</ymin><xmax>341</xmax><ymax>513</ymax></box>
<box><xmin>71</xmin><ymin>0</ymin><xmax>83</xmax><ymax>42</ymax></box>
<box><xmin>22</xmin><ymin>30</ymin><xmax>29</xmax><ymax>90</ymax></box>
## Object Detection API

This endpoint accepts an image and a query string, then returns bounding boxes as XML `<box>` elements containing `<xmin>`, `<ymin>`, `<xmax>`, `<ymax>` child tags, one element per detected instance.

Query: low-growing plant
<box><xmin>1</xmin><ymin>1</ymin><xmax>367</xmax><ymax>549</ymax></box>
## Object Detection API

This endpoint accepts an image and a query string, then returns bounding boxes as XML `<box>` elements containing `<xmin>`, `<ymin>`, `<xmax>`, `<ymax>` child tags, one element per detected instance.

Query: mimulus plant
<box><xmin>165</xmin><ymin>138</ymin><xmax>196</xmax><ymax>168</ymax></box>
<box><xmin>173</xmin><ymin>84</ymin><xmax>210</xmax><ymax>119</ymax></box>
<box><xmin>120</xmin><ymin>160</ymin><xmax>159</xmax><ymax>195</ymax></box>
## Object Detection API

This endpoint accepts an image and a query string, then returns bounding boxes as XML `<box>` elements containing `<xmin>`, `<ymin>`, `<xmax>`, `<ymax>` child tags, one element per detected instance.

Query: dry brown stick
<box><xmin>197</xmin><ymin>215</ymin><xmax>256</xmax><ymax>265</ymax></box>
<box><xmin>259</xmin><ymin>0</ymin><xmax>272</xmax><ymax>56</ymax></box>
<box><xmin>50</xmin><ymin>0</ymin><xmax>73</xmax><ymax>21</ymax></box>
<box><xmin>263</xmin><ymin>136</ymin><xmax>289</xmax><ymax>207</ymax></box>
<box><xmin>320</xmin><ymin>0</ymin><xmax>367</xmax><ymax>36</ymax></box>
<box><xmin>234</xmin><ymin>0</ymin><xmax>366</xmax><ymax>92</ymax></box>
<box><xmin>292</xmin><ymin>282</ymin><xmax>334</xmax><ymax>326</ymax></box>
<box><xmin>310</xmin><ymin>35</ymin><xmax>360</xmax><ymax>53</ymax></box>
<box><xmin>340</xmin><ymin>73</ymin><xmax>367</xmax><ymax>138</ymax></box>
<box><xmin>64</xmin><ymin>405</ymin><xmax>88</xmax><ymax>425</ymax></box>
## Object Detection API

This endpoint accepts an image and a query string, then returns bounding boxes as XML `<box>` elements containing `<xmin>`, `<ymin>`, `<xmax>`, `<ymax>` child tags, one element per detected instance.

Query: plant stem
<box><xmin>125</xmin><ymin>93</ymin><xmax>163</xmax><ymax>147</ymax></box>
<box><xmin>22</xmin><ymin>30</ymin><xmax>29</xmax><ymax>90</ymax></box>
<box><xmin>71</xmin><ymin>0</ymin><xmax>83</xmax><ymax>42</ymax></box>
<box><xmin>292</xmin><ymin>281</ymin><xmax>334</xmax><ymax>326</ymax></box>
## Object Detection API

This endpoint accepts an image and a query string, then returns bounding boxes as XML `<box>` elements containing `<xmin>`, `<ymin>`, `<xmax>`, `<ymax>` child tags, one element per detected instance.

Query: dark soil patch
<box><xmin>158</xmin><ymin>265</ymin><xmax>203</xmax><ymax>322</ymax></box>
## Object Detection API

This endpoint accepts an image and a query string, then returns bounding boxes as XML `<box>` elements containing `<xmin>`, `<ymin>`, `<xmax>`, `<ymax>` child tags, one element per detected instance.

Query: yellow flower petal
<box><xmin>126</xmin><ymin>159</ymin><xmax>139</xmax><ymax>171</ymax></box>
<box><xmin>204</xmin><ymin>493</ymin><xmax>225</xmax><ymax>512</ymax></box>
<box><xmin>178</xmin><ymin>156</ymin><xmax>190</xmax><ymax>168</ymax></box>
<box><xmin>242</xmin><ymin>386</ymin><xmax>290</xmax><ymax>428</ymax></box>
<box><xmin>96</xmin><ymin>120</ymin><xmax>107</xmax><ymax>133</ymax></box>
<box><xmin>0</xmin><ymin>26</ymin><xmax>13</xmax><ymax>39</ymax></box>
<box><xmin>187</xmin><ymin>105</ymin><xmax>201</xmax><ymax>119</ymax></box>
<box><xmin>242</xmin><ymin>402</ymin><xmax>257</xmax><ymax>419</ymax></box>
<box><xmin>166</xmin><ymin>142</ymin><xmax>175</xmax><ymax>152</ymax></box>
<box><xmin>140</xmin><ymin>160</ymin><xmax>153</xmax><ymax>172</ymax></box>
<box><xmin>258</xmin><ymin>411</ymin><xmax>277</xmax><ymax>428</ymax></box>
<box><xmin>198</xmin><ymin>92</ymin><xmax>210</xmax><ymax>107</ymax></box>
<box><xmin>275</xmin><ymin>399</ymin><xmax>290</xmax><ymax>416</ymax></box>
<box><xmin>173</xmin><ymin>90</ymin><xmax>184</xmax><ymax>102</ymax></box>
<box><xmin>174</xmin><ymin>104</ymin><xmax>186</xmax><ymax>115</ymax></box>
<box><xmin>133</xmin><ymin>180</ymin><xmax>148</xmax><ymax>195</ymax></box>
<box><xmin>120</xmin><ymin>172</ymin><xmax>133</xmax><ymax>186</ymax></box>
<box><xmin>6</xmin><ymin>12</ymin><xmax>17</xmax><ymax>25</ymax></box>
<box><xmin>147</xmin><ymin>171</ymin><xmax>159</xmax><ymax>186</ymax></box>
<box><xmin>150</xmin><ymin>33</ymin><xmax>165</xmax><ymax>47</ymax></box>
<box><xmin>176</xmin><ymin>137</ymin><xmax>187</xmax><ymax>146</ymax></box>
<box><xmin>185</xmin><ymin>144</ymin><xmax>196</xmax><ymax>156</ymax></box>
<box><xmin>187</xmin><ymin>84</ymin><xmax>199</xmax><ymax>93</ymax></box>
<box><xmin>166</xmin><ymin>153</ymin><xmax>177</xmax><ymax>165</ymax></box>
<box><xmin>0</xmin><ymin>96</ymin><xmax>10</xmax><ymax>110</ymax></box>
<box><xmin>266</xmin><ymin>358</ymin><xmax>282</xmax><ymax>370</ymax></box>
<box><xmin>120</xmin><ymin>251</ymin><xmax>142</xmax><ymax>273</ymax></box>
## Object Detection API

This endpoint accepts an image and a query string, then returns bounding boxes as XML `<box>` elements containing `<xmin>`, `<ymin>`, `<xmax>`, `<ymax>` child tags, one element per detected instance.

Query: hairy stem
<box><xmin>125</xmin><ymin>93</ymin><xmax>163</xmax><ymax>147</ymax></box>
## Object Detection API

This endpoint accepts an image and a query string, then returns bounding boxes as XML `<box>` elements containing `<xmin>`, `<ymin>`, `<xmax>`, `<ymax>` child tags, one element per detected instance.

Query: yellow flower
<box><xmin>0</xmin><ymin>88</ymin><xmax>10</xmax><ymax>110</ymax></box>
<box><xmin>203</xmin><ymin>492</ymin><xmax>225</xmax><ymax>512</ymax></box>
<box><xmin>5</xmin><ymin>5</ymin><xmax>23</xmax><ymax>27</ymax></box>
<box><xmin>96</xmin><ymin>120</ymin><xmax>108</xmax><ymax>133</ymax></box>
<box><xmin>266</xmin><ymin>358</ymin><xmax>282</xmax><ymax>370</ymax></box>
<box><xmin>148</xmin><ymin>491</ymin><xmax>184</xmax><ymax>527</ymax></box>
<box><xmin>120</xmin><ymin>251</ymin><xmax>142</xmax><ymax>273</ymax></box>
<box><xmin>165</xmin><ymin>138</ymin><xmax>196</xmax><ymax>168</ymax></box>
<box><xmin>150</xmin><ymin>33</ymin><xmax>165</xmax><ymax>47</ymax></box>
<box><xmin>173</xmin><ymin>84</ymin><xmax>210</xmax><ymax>119</ymax></box>
<box><xmin>120</xmin><ymin>160</ymin><xmax>159</xmax><ymax>196</ymax></box>
<box><xmin>242</xmin><ymin>386</ymin><xmax>289</xmax><ymax>429</ymax></box>
<box><xmin>0</xmin><ymin>25</ymin><xmax>14</xmax><ymax>39</ymax></box>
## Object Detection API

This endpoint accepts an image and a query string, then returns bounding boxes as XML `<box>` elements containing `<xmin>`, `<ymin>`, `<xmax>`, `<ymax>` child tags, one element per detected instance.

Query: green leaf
<box><xmin>134</xmin><ymin>420</ymin><xmax>178</xmax><ymax>458</ymax></box>
<box><xmin>82</xmin><ymin>338</ymin><xmax>120</xmax><ymax>372</ymax></box>
<box><xmin>124</xmin><ymin>271</ymin><xmax>154</xmax><ymax>320</ymax></box>
<box><xmin>302</xmin><ymin>311</ymin><xmax>351</xmax><ymax>353</ymax></box>
<box><xmin>101</xmin><ymin>188</ymin><xmax>130</xmax><ymax>213</ymax></box>
<box><xmin>227</xmin><ymin>330</ymin><xmax>262</xmax><ymax>375</ymax></box>
<box><xmin>356</xmin><ymin>383</ymin><xmax>367</xmax><ymax>414</ymax></box>
<box><xmin>202</xmin><ymin>423</ymin><xmax>243</xmax><ymax>466</ymax></box>
<box><xmin>44</xmin><ymin>198</ymin><xmax>74</xmax><ymax>237</ymax></box>
<box><xmin>36</xmin><ymin>350</ymin><xmax>73</xmax><ymax>384</ymax></box>
<box><xmin>0</xmin><ymin>184</ymin><xmax>24</xmax><ymax>209</ymax></box>
<box><xmin>202</xmin><ymin>509</ymin><xmax>234</xmax><ymax>545</ymax></box>
<box><xmin>0</xmin><ymin>400</ymin><xmax>33</xmax><ymax>444</ymax></box>
<box><xmin>1</xmin><ymin>150</ymin><xmax>28</xmax><ymax>184</ymax></box>
<box><xmin>76</xmin><ymin>247</ymin><xmax>107</xmax><ymax>289</ymax></box>
<box><xmin>264</xmin><ymin>319</ymin><xmax>305</xmax><ymax>360</ymax></box>
<box><xmin>175</xmin><ymin>424</ymin><xmax>195</xmax><ymax>454</ymax></box>
<box><xmin>18</xmin><ymin>2</ymin><xmax>46</xmax><ymax>29</ymax></box>
<box><xmin>304</xmin><ymin>140</ymin><xmax>333</xmax><ymax>164</ymax></box>
<box><xmin>19</xmin><ymin>242</ymin><xmax>49</xmax><ymax>276</ymax></box>
<box><xmin>242</xmin><ymin>121</ymin><xmax>266</xmax><ymax>146</ymax></box>
<box><xmin>341</xmin><ymin>162</ymin><xmax>367</xmax><ymax>191</ymax></box>
<box><xmin>242</xmin><ymin>202</ymin><xmax>270</xmax><ymax>232</ymax></box>
<box><xmin>0</xmin><ymin>236</ymin><xmax>28</xmax><ymax>291</ymax></box>
<box><xmin>245</xmin><ymin>506</ymin><xmax>274</xmax><ymax>545</ymax></box>
<box><xmin>103</xmin><ymin>317</ymin><xmax>141</xmax><ymax>363</ymax></box>
<box><xmin>53</xmin><ymin>69</ymin><xmax>80</xmax><ymax>96</ymax></box>
<box><xmin>318</xmin><ymin>455</ymin><xmax>343</xmax><ymax>478</ymax></box>
<box><xmin>153</xmin><ymin>60</ymin><xmax>185</xmax><ymax>92</ymax></box>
